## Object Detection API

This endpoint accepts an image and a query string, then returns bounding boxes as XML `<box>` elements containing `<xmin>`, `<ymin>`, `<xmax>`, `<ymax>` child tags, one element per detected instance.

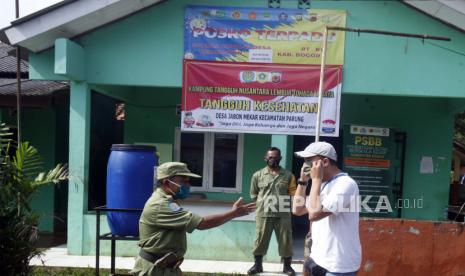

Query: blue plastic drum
<box><xmin>106</xmin><ymin>144</ymin><xmax>157</xmax><ymax>236</ymax></box>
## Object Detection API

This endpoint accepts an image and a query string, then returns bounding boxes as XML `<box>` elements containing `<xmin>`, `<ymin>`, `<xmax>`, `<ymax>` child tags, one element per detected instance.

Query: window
<box><xmin>174</xmin><ymin>128</ymin><xmax>243</xmax><ymax>193</ymax></box>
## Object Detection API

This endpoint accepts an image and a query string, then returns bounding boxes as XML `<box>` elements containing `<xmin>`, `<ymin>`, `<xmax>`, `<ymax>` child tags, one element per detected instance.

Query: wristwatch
<box><xmin>297</xmin><ymin>179</ymin><xmax>308</xmax><ymax>186</ymax></box>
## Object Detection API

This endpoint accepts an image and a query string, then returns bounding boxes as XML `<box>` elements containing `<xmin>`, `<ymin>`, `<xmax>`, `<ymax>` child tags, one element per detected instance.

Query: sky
<box><xmin>0</xmin><ymin>0</ymin><xmax>62</xmax><ymax>29</ymax></box>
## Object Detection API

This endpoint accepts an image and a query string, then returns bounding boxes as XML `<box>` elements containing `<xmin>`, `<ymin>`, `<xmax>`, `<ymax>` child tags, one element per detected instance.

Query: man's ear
<box><xmin>323</xmin><ymin>158</ymin><xmax>330</xmax><ymax>167</ymax></box>
<box><xmin>160</xmin><ymin>178</ymin><xmax>169</xmax><ymax>186</ymax></box>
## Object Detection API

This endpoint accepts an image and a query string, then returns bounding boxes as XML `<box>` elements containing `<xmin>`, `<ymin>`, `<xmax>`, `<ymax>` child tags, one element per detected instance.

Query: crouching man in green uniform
<box><xmin>248</xmin><ymin>147</ymin><xmax>297</xmax><ymax>276</ymax></box>
<box><xmin>131</xmin><ymin>162</ymin><xmax>255</xmax><ymax>276</ymax></box>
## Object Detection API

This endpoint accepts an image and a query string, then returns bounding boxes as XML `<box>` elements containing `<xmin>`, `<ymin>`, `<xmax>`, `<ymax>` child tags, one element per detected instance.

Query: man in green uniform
<box><xmin>247</xmin><ymin>147</ymin><xmax>297</xmax><ymax>276</ymax></box>
<box><xmin>131</xmin><ymin>162</ymin><xmax>255</xmax><ymax>276</ymax></box>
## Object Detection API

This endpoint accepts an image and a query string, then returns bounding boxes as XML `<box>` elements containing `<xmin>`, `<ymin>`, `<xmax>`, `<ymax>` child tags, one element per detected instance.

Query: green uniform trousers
<box><xmin>253</xmin><ymin>216</ymin><xmax>293</xmax><ymax>257</ymax></box>
<box><xmin>131</xmin><ymin>256</ymin><xmax>181</xmax><ymax>276</ymax></box>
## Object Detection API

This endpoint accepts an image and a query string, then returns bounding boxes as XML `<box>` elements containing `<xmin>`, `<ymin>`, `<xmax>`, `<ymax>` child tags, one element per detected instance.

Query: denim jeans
<box><xmin>326</xmin><ymin>272</ymin><xmax>357</xmax><ymax>276</ymax></box>
<box><xmin>303</xmin><ymin>257</ymin><xmax>357</xmax><ymax>276</ymax></box>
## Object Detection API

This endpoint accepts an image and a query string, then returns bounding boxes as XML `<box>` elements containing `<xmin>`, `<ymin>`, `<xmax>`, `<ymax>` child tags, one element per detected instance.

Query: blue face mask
<box><xmin>168</xmin><ymin>179</ymin><xmax>190</xmax><ymax>200</ymax></box>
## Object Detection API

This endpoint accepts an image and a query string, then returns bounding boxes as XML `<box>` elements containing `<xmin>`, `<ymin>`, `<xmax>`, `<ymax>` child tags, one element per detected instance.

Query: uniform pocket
<box><xmin>258</xmin><ymin>181</ymin><xmax>271</xmax><ymax>188</ymax></box>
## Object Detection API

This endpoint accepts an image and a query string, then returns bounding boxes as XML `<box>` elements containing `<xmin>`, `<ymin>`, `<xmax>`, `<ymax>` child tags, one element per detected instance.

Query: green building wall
<box><xmin>24</xmin><ymin>0</ymin><xmax>465</xmax><ymax>259</ymax></box>
<box><xmin>0</xmin><ymin>106</ymin><xmax>65</xmax><ymax>232</ymax></box>
<box><xmin>24</xmin><ymin>108</ymin><xmax>56</xmax><ymax>232</ymax></box>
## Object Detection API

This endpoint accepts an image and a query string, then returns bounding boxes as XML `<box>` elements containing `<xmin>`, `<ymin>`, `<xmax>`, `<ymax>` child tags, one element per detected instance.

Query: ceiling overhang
<box><xmin>4</xmin><ymin>0</ymin><xmax>164</xmax><ymax>53</ymax></box>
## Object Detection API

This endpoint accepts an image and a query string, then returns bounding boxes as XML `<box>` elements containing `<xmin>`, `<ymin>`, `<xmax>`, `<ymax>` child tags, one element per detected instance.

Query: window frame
<box><xmin>174</xmin><ymin>128</ymin><xmax>243</xmax><ymax>193</ymax></box>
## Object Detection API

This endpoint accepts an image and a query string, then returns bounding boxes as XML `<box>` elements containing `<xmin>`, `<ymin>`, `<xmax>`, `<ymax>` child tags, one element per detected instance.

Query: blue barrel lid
<box><xmin>111</xmin><ymin>144</ymin><xmax>156</xmax><ymax>151</ymax></box>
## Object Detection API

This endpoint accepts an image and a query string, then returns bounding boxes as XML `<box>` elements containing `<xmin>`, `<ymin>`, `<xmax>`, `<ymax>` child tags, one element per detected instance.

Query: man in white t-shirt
<box><xmin>292</xmin><ymin>142</ymin><xmax>361</xmax><ymax>276</ymax></box>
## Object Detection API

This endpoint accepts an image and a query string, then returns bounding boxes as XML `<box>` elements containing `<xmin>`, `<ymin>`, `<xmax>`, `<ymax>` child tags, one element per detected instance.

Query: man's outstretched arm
<box><xmin>197</xmin><ymin>197</ymin><xmax>256</xmax><ymax>230</ymax></box>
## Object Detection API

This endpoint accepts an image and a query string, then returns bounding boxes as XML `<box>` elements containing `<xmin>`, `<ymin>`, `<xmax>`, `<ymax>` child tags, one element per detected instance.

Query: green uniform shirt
<box><xmin>138</xmin><ymin>188</ymin><xmax>203</xmax><ymax>257</ymax></box>
<box><xmin>250</xmin><ymin>166</ymin><xmax>297</xmax><ymax>218</ymax></box>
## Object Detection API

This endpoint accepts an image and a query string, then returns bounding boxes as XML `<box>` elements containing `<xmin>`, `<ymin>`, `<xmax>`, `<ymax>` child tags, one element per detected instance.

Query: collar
<box><xmin>321</xmin><ymin>172</ymin><xmax>348</xmax><ymax>192</ymax></box>
<box><xmin>156</xmin><ymin>187</ymin><xmax>173</xmax><ymax>199</ymax></box>
<box><xmin>325</xmin><ymin>172</ymin><xmax>347</xmax><ymax>183</ymax></box>
<box><xmin>263</xmin><ymin>166</ymin><xmax>283</xmax><ymax>175</ymax></box>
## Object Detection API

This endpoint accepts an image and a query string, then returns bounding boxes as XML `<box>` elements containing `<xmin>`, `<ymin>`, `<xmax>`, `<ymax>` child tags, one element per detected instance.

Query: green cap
<box><xmin>157</xmin><ymin>162</ymin><xmax>201</xmax><ymax>180</ymax></box>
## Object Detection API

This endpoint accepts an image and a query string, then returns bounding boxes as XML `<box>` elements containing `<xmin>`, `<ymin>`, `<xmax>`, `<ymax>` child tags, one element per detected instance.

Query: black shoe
<box><xmin>247</xmin><ymin>255</ymin><xmax>263</xmax><ymax>275</ymax></box>
<box><xmin>282</xmin><ymin>257</ymin><xmax>295</xmax><ymax>276</ymax></box>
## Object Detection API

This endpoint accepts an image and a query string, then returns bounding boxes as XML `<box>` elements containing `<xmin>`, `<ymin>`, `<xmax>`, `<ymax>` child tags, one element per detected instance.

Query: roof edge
<box><xmin>403</xmin><ymin>1</ymin><xmax>465</xmax><ymax>34</ymax></box>
<box><xmin>10</xmin><ymin>0</ymin><xmax>79</xmax><ymax>26</ymax></box>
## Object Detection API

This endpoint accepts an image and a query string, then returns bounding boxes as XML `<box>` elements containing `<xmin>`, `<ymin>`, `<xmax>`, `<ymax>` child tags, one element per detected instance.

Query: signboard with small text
<box><xmin>182</xmin><ymin>60</ymin><xmax>342</xmax><ymax>136</ymax></box>
<box><xmin>343</xmin><ymin>125</ymin><xmax>400</xmax><ymax>217</ymax></box>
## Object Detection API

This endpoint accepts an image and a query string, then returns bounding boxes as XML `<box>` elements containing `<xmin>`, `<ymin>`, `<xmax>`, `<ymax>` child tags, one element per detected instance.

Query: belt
<box><xmin>139</xmin><ymin>250</ymin><xmax>183</xmax><ymax>269</ymax></box>
<box><xmin>139</xmin><ymin>250</ymin><xmax>163</xmax><ymax>263</ymax></box>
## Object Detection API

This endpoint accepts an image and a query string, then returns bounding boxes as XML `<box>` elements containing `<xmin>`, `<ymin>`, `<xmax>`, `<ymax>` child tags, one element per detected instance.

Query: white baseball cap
<box><xmin>294</xmin><ymin>141</ymin><xmax>337</xmax><ymax>161</ymax></box>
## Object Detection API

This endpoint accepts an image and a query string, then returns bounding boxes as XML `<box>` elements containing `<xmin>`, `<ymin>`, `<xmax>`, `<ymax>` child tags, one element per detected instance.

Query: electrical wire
<box><xmin>425</xmin><ymin>40</ymin><xmax>465</xmax><ymax>58</ymax></box>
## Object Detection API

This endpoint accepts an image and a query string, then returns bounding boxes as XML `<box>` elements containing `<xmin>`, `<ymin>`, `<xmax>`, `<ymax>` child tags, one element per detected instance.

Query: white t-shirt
<box><xmin>307</xmin><ymin>174</ymin><xmax>361</xmax><ymax>273</ymax></box>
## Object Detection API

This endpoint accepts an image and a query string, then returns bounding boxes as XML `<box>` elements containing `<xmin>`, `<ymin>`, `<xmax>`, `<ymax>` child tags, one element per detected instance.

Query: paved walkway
<box><xmin>30</xmin><ymin>245</ymin><xmax>304</xmax><ymax>275</ymax></box>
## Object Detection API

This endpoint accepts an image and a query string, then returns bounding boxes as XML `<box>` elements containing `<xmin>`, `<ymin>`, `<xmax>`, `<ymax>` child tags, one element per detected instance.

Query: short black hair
<box><xmin>266</xmin><ymin>147</ymin><xmax>281</xmax><ymax>156</ymax></box>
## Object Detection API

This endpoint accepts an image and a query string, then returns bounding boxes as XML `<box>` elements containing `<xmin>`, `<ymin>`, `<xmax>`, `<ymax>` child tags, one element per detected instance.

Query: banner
<box><xmin>181</xmin><ymin>60</ymin><xmax>342</xmax><ymax>136</ymax></box>
<box><xmin>184</xmin><ymin>6</ymin><xmax>346</xmax><ymax>65</ymax></box>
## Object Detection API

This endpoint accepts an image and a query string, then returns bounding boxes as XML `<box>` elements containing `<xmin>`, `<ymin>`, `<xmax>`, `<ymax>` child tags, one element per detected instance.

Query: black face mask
<box><xmin>266</xmin><ymin>158</ymin><xmax>281</xmax><ymax>168</ymax></box>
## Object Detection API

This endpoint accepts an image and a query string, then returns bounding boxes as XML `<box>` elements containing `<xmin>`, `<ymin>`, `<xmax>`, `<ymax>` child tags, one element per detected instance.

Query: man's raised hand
<box><xmin>232</xmin><ymin>197</ymin><xmax>256</xmax><ymax>217</ymax></box>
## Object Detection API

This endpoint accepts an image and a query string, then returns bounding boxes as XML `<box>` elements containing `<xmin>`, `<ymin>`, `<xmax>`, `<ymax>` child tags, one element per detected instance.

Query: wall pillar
<box><xmin>67</xmin><ymin>81</ymin><xmax>91</xmax><ymax>254</ymax></box>
<box><xmin>271</xmin><ymin>135</ymin><xmax>293</xmax><ymax>170</ymax></box>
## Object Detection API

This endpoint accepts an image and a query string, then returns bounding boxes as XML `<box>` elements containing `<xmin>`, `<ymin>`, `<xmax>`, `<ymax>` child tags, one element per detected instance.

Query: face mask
<box><xmin>266</xmin><ymin>158</ymin><xmax>281</xmax><ymax>168</ymax></box>
<box><xmin>168</xmin><ymin>179</ymin><xmax>190</xmax><ymax>200</ymax></box>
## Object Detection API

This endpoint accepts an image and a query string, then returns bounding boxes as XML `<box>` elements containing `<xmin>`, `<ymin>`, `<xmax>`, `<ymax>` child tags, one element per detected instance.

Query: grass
<box><xmin>31</xmin><ymin>266</ymin><xmax>242</xmax><ymax>276</ymax></box>
<box><xmin>32</xmin><ymin>266</ymin><xmax>130</xmax><ymax>276</ymax></box>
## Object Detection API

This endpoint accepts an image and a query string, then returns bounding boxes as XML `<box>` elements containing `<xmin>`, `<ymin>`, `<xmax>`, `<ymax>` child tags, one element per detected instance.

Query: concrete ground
<box><xmin>30</xmin><ymin>245</ymin><xmax>304</xmax><ymax>275</ymax></box>
<box><xmin>31</xmin><ymin>228</ymin><xmax>307</xmax><ymax>275</ymax></box>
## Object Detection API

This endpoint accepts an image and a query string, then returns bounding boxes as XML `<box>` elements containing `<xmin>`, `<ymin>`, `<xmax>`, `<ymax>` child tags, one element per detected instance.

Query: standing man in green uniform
<box><xmin>247</xmin><ymin>147</ymin><xmax>297</xmax><ymax>276</ymax></box>
<box><xmin>131</xmin><ymin>162</ymin><xmax>255</xmax><ymax>276</ymax></box>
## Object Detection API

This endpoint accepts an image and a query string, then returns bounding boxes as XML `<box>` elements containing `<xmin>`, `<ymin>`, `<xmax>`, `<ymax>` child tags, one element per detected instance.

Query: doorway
<box><xmin>291</xmin><ymin>134</ymin><xmax>343</xmax><ymax>260</ymax></box>
<box><xmin>88</xmin><ymin>91</ymin><xmax>124</xmax><ymax>210</ymax></box>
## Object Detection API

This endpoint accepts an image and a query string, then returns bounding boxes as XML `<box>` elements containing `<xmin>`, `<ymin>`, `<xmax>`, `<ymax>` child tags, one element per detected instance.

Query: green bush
<box><xmin>0</xmin><ymin>123</ymin><xmax>68</xmax><ymax>275</ymax></box>
<box><xmin>0</xmin><ymin>210</ymin><xmax>41</xmax><ymax>275</ymax></box>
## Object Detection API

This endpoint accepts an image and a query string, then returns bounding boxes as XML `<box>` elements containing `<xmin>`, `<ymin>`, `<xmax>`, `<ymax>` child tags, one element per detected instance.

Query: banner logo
<box><xmin>239</xmin><ymin>71</ymin><xmax>282</xmax><ymax>84</ymax></box>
